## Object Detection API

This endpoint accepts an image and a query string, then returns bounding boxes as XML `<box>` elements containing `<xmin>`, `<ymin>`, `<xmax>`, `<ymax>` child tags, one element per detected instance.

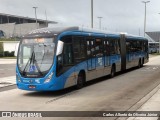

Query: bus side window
<box><xmin>73</xmin><ymin>36</ymin><xmax>86</xmax><ymax>63</ymax></box>
<box><xmin>62</xmin><ymin>37</ymin><xmax>74</xmax><ymax>65</ymax></box>
<box><xmin>109</xmin><ymin>40</ymin><xmax>115</xmax><ymax>55</ymax></box>
<box><xmin>142</xmin><ymin>41</ymin><xmax>146</xmax><ymax>52</ymax></box>
<box><xmin>87</xmin><ymin>40</ymin><xmax>91</xmax><ymax>56</ymax></box>
<box><xmin>56</xmin><ymin>36</ymin><xmax>74</xmax><ymax>76</ymax></box>
<box><xmin>63</xmin><ymin>44</ymin><xmax>74</xmax><ymax>65</ymax></box>
<box><xmin>126</xmin><ymin>41</ymin><xmax>131</xmax><ymax>53</ymax></box>
<box><xmin>138</xmin><ymin>41</ymin><xmax>144</xmax><ymax>52</ymax></box>
<box><xmin>145</xmin><ymin>41</ymin><xmax>148</xmax><ymax>52</ymax></box>
<box><xmin>109</xmin><ymin>39</ymin><xmax>120</xmax><ymax>55</ymax></box>
<box><xmin>86</xmin><ymin>38</ymin><xmax>95</xmax><ymax>58</ymax></box>
<box><xmin>116</xmin><ymin>39</ymin><xmax>120</xmax><ymax>54</ymax></box>
<box><xmin>104</xmin><ymin>39</ymin><xmax>110</xmax><ymax>55</ymax></box>
<box><xmin>95</xmin><ymin>38</ymin><xmax>103</xmax><ymax>56</ymax></box>
<box><xmin>132</xmin><ymin>41</ymin><xmax>137</xmax><ymax>52</ymax></box>
<box><xmin>137</xmin><ymin>41</ymin><xmax>140</xmax><ymax>51</ymax></box>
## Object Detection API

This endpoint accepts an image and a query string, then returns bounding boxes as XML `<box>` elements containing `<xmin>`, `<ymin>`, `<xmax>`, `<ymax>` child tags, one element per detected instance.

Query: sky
<box><xmin>0</xmin><ymin>0</ymin><xmax>160</xmax><ymax>36</ymax></box>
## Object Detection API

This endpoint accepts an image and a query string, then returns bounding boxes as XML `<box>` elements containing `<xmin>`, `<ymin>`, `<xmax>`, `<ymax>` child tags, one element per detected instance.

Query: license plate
<box><xmin>28</xmin><ymin>85</ymin><xmax>36</xmax><ymax>89</ymax></box>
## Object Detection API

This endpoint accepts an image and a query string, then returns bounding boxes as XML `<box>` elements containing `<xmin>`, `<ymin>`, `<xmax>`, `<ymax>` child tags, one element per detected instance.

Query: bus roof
<box><xmin>126</xmin><ymin>35</ymin><xmax>147</xmax><ymax>40</ymax></box>
<box><xmin>24</xmin><ymin>26</ymin><xmax>119</xmax><ymax>37</ymax></box>
<box><xmin>23</xmin><ymin>26</ymin><xmax>147</xmax><ymax>40</ymax></box>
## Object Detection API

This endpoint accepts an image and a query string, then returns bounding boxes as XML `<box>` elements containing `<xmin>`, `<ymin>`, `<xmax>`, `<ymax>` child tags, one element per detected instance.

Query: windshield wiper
<box><xmin>22</xmin><ymin>49</ymin><xmax>43</xmax><ymax>76</ymax></box>
<box><xmin>22</xmin><ymin>51</ymin><xmax>34</xmax><ymax>75</ymax></box>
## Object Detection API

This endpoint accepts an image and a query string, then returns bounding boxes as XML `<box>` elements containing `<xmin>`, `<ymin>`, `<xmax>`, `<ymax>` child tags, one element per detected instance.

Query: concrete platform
<box><xmin>0</xmin><ymin>59</ymin><xmax>16</xmax><ymax>64</ymax></box>
<box><xmin>127</xmin><ymin>84</ymin><xmax>160</xmax><ymax>120</ymax></box>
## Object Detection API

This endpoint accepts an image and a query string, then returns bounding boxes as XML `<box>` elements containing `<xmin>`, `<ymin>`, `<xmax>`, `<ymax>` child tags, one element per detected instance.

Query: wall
<box><xmin>0</xmin><ymin>23</ymin><xmax>48</xmax><ymax>38</ymax></box>
<box><xmin>3</xmin><ymin>41</ymin><xmax>19</xmax><ymax>52</ymax></box>
<box><xmin>0</xmin><ymin>23</ymin><xmax>15</xmax><ymax>38</ymax></box>
<box><xmin>14</xmin><ymin>23</ymin><xmax>38</xmax><ymax>37</ymax></box>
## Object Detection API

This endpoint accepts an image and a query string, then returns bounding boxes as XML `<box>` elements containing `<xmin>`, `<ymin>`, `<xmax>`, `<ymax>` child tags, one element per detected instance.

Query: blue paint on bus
<box><xmin>16</xmin><ymin>27</ymin><xmax>149</xmax><ymax>91</ymax></box>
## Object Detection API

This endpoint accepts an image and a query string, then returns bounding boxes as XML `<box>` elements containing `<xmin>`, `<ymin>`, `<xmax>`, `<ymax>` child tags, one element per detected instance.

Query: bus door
<box><xmin>86</xmin><ymin>38</ymin><xmax>96</xmax><ymax>70</ymax></box>
<box><xmin>95</xmin><ymin>38</ymin><xmax>104</xmax><ymax>77</ymax></box>
<box><xmin>126</xmin><ymin>40</ymin><xmax>134</xmax><ymax>68</ymax></box>
<box><xmin>104</xmin><ymin>39</ymin><xmax>110</xmax><ymax>66</ymax></box>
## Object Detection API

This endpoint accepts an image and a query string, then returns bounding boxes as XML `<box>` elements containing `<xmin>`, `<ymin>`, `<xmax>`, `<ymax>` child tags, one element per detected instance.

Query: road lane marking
<box><xmin>0</xmin><ymin>76</ymin><xmax>16</xmax><ymax>88</ymax></box>
<box><xmin>0</xmin><ymin>85</ymin><xmax>17</xmax><ymax>92</ymax></box>
<box><xmin>45</xmin><ymin>90</ymin><xmax>78</xmax><ymax>104</ymax></box>
<box><xmin>140</xmin><ymin>66</ymin><xmax>160</xmax><ymax>71</ymax></box>
<box><xmin>0</xmin><ymin>69</ymin><xmax>14</xmax><ymax>71</ymax></box>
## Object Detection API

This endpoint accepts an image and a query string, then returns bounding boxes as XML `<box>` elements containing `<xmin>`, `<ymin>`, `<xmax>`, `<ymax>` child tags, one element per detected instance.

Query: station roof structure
<box><xmin>0</xmin><ymin>13</ymin><xmax>57</xmax><ymax>24</ymax></box>
<box><xmin>146</xmin><ymin>31</ymin><xmax>160</xmax><ymax>42</ymax></box>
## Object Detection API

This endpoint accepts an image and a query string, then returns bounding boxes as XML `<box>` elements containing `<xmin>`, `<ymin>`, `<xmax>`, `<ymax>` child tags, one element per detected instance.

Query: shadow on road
<box><xmin>22</xmin><ymin>86</ymin><xmax>77</xmax><ymax>97</ymax></box>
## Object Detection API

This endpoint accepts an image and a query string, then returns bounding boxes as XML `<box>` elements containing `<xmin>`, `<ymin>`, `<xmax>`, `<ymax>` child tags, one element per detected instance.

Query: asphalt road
<box><xmin>0</xmin><ymin>56</ymin><xmax>160</xmax><ymax>120</ymax></box>
<box><xmin>0</xmin><ymin>64</ymin><xmax>16</xmax><ymax>78</ymax></box>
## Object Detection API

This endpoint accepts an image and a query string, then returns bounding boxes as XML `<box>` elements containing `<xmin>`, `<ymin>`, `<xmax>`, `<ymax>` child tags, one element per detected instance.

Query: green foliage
<box><xmin>151</xmin><ymin>53</ymin><xmax>160</xmax><ymax>55</ymax></box>
<box><xmin>4</xmin><ymin>51</ymin><xmax>15</xmax><ymax>57</ymax></box>
<box><xmin>0</xmin><ymin>43</ymin><xmax>15</xmax><ymax>57</ymax></box>
<box><xmin>0</xmin><ymin>39</ymin><xmax>19</xmax><ymax>57</ymax></box>
<box><xmin>0</xmin><ymin>38</ymin><xmax>20</xmax><ymax>41</ymax></box>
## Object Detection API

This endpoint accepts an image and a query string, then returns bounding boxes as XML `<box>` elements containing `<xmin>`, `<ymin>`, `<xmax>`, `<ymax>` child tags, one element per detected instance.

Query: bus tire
<box><xmin>141</xmin><ymin>58</ymin><xmax>144</xmax><ymax>67</ymax></box>
<box><xmin>110</xmin><ymin>65</ymin><xmax>116</xmax><ymax>78</ymax></box>
<box><xmin>138</xmin><ymin>59</ymin><xmax>141</xmax><ymax>68</ymax></box>
<box><xmin>76</xmin><ymin>72</ymin><xmax>85</xmax><ymax>89</ymax></box>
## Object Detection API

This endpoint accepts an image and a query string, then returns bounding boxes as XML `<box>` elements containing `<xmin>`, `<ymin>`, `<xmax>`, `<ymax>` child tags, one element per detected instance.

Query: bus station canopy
<box><xmin>146</xmin><ymin>31</ymin><xmax>160</xmax><ymax>42</ymax></box>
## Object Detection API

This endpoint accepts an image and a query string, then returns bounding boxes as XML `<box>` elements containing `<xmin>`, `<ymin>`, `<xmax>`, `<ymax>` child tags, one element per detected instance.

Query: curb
<box><xmin>116</xmin><ymin>83</ymin><xmax>160</xmax><ymax>120</ymax></box>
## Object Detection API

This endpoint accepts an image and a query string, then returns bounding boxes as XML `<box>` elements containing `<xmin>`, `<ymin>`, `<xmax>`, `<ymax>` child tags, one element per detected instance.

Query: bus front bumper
<box><xmin>16</xmin><ymin>82</ymin><xmax>64</xmax><ymax>91</ymax></box>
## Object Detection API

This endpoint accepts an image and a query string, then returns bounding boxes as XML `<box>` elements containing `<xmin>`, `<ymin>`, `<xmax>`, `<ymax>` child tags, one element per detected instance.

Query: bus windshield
<box><xmin>17</xmin><ymin>38</ymin><xmax>55</xmax><ymax>77</ymax></box>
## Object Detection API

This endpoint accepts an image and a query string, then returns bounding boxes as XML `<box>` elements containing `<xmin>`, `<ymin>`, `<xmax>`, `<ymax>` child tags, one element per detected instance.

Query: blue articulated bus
<box><xmin>16</xmin><ymin>27</ymin><xmax>149</xmax><ymax>91</ymax></box>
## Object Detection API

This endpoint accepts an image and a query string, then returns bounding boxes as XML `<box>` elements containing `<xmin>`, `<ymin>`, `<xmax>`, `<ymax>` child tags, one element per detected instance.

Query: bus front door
<box><xmin>86</xmin><ymin>39</ymin><xmax>96</xmax><ymax>71</ymax></box>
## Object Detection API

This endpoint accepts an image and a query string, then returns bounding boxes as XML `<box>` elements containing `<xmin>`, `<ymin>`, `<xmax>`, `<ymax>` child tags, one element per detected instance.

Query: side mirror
<box><xmin>56</xmin><ymin>41</ymin><xmax>64</xmax><ymax>56</ymax></box>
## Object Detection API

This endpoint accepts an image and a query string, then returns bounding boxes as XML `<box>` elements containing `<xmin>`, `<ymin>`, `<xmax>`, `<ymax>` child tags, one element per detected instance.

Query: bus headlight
<box><xmin>44</xmin><ymin>72</ymin><xmax>54</xmax><ymax>83</ymax></box>
<box><xmin>16</xmin><ymin>74</ymin><xmax>21</xmax><ymax>82</ymax></box>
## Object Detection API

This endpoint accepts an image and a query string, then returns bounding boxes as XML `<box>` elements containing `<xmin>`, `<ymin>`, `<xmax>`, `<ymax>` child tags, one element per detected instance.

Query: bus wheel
<box><xmin>110</xmin><ymin>65</ymin><xmax>116</xmax><ymax>78</ymax></box>
<box><xmin>141</xmin><ymin>58</ymin><xmax>144</xmax><ymax>67</ymax></box>
<box><xmin>138</xmin><ymin>59</ymin><xmax>141</xmax><ymax>68</ymax></box>
<box><xmin>76</xmin><ymin>73</ymin><xmax>85</xmax><ymax>89</ymax></box>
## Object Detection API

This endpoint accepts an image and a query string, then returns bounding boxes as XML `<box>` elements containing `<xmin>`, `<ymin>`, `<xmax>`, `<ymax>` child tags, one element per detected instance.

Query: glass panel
<box><xmin>73</xmin><ymin>37</ymin><xmax>86</xmax><ymax>63</ymax></box>
<box><xmin>17</xmin><ymin>38</ymin><xmax>55</xmax><ymax>75</ymax></box>
<box><xmin>63</xmin><ymin>44</ymin><xmax>74</xmax><ymax>65</ymax></box>
<box><xmin>95</xmin><ymin>38</ymin><xmax>103</xmax><ymax>56</ymax></box>
<box><xmin>23</xmin><ymin>46</ymin><xmax>31</xmax><ymax>65</ymax></box>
